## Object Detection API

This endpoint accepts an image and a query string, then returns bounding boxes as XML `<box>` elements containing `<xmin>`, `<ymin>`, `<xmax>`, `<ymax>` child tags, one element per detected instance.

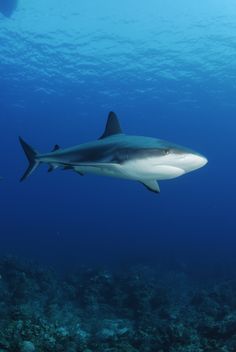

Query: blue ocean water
<box><xmin>0</xmin><ymin>0</ymin><xmax>236</xmax><ymax>272</ymax></box>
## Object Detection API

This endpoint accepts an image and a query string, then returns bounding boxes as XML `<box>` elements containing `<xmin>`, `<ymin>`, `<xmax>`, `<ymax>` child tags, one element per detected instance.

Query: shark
<box><xmin>0</xmin><ymin>0</ymin><xmax>18</xmax><ymax>17</ymax></box>
<box><xmin>19</xmin><ymin>111</ymin><xmax>208</xmax><ymax>193</ymax></box>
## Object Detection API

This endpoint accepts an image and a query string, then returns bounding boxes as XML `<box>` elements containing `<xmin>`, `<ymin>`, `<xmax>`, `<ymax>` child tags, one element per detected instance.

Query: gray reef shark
<box><xmin>0</xmin><ymin>0</ymin><xmax>18</xmax><ymax>17</ymax></box>
<box><xmin>19</xmin><ymin>112</ymin><xmax>208</xmax><ymax>193</ymax></box>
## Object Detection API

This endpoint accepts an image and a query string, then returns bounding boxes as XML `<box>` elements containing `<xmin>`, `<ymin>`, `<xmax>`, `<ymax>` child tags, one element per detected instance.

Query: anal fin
<box><xmin>48</xmin><ymin>164</ymin><xmax>58</xmax><ymax>172</ymax></box>
<box><xmin>140</xmin><ymin>180</ymin><xmax>160</xmax><ymax>193</ymax></box>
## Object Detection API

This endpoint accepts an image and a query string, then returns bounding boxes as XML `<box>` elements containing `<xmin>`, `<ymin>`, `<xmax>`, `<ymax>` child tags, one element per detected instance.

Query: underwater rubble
<box><xmin>0</xmin><ymin>258</ymin><xmax>236</xmax><ymax>351</ymax></box>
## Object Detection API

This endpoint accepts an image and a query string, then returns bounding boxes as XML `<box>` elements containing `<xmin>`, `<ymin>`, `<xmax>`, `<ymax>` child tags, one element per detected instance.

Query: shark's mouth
<box><xmin>153</xmin><ymin>165</ymin><xmax>185</xmax><ymax>180</ymax></box>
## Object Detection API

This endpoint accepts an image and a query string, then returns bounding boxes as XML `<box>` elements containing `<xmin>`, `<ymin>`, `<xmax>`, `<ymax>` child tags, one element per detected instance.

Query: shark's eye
<box><xmin>164</xmin><ymin>149</ymin><xmax>170</xmax><ymax>155</ymax></box>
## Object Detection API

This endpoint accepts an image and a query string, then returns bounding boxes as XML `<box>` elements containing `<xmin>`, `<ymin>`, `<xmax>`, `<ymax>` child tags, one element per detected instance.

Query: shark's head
<box><xmin>112</xmin><ymin>136</ymin><xmax>208</xmax><ymax>181</ymax></box>
<box><xmin>152</xmin><ymin>142</ymin><xmax>208</xmax><ymax>179</ymax></box>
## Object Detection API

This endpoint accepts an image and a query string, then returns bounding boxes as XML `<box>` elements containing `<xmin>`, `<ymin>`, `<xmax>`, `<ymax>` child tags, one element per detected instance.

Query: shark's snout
<box><xmin>181</xmin><ymin>153</ymin><xmax>208</xmax><ymax>173</ymax></box>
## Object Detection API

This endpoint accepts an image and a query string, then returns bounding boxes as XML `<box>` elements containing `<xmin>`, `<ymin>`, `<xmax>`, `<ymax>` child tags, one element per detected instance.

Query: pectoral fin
<box><xmin>140</xmin><ymin>180</ymin><xmax>160</xmax><ymax>193</ymax></box>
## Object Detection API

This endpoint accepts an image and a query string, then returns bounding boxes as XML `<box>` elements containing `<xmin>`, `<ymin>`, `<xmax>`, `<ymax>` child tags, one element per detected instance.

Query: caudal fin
<box><xmin>19</xmin><ymin>137</ymin><xmax>40</xmax><ymax>182</ymax></box>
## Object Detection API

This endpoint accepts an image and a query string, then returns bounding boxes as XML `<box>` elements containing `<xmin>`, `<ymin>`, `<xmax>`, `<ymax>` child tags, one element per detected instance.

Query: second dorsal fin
<box><xmin>99</xmin><ymin>112</ymin><xmax>123</xmax><ymax>139</ymax></box>
<box><xmin>52</xmin><ymin>144</ymin><xmax>60</xmax><ymax>152</ymax></box>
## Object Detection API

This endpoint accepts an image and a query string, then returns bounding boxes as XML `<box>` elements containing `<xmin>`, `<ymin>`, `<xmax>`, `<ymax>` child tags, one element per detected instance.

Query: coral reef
<box><xmin>0</xmin><ymin>257</ymin><xmax>235</xmax><ymax>351</ymax></box>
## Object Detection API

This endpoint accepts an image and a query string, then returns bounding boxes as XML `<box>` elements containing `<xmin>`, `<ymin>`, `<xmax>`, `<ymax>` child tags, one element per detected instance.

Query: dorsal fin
<box><xmin>52</xmin><ymin>144</ymin><xmax>60</xmax><ymax>152</ymax></box>
<box><xmin>99</xmin><ymin>112</ymin><xmax>123</xmax><ymax>139</ymax></box>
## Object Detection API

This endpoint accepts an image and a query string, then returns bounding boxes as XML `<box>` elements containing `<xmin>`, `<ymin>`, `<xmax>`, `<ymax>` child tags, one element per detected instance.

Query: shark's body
<box><xmin>19</xmin><ymin>112</ymin><xmax>207</xmax><ymax>193</ymax></box>
<box><xmin>0</xmin><ymin>0</ymin><xmax>18</xmax><ymax>17</ymax></box>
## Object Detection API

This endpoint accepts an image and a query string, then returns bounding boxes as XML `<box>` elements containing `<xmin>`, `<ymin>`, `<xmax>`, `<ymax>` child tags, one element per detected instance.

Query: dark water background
<box><xmin>0</xmin><ymin>0</ymin><xmax>236</xmax><ymax>274</ymax></box>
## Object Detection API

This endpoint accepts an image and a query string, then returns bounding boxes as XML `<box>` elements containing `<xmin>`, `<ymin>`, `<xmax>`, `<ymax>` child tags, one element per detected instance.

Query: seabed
<box><xmin>0</xmin><ymin>257</ymin><xmax>235</xmax><ymax>352</ymax></box>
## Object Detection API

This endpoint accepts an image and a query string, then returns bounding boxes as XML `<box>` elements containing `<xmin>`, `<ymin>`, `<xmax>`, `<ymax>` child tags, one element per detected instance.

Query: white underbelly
<box><xmin>119</xmin><ymin>160</ymin><xmax>185</xmax><ymax>180</ymax></box>
<box><xmin>74</xmin><ymin>161</ymin><xmax>185</xmax><ymax>181</ymax></box>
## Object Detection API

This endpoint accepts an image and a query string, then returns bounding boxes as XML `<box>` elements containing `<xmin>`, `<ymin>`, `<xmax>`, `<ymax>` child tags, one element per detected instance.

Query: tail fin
<box><xmin>19</xmin><ymin>137</ymin><xmax>40</xmax><ymax>182</ymax></box>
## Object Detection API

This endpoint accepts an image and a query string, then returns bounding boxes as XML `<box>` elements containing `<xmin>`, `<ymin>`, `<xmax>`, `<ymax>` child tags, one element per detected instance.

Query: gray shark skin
<box><xmin>0</xmin><ymin>0</ymin><xmax>17</xmax><ymax>17</ymax></box>
<box><xmin>19</xmin><ymin>112</ymin><xmax>208</xmax><ymax>193</ymax></box>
